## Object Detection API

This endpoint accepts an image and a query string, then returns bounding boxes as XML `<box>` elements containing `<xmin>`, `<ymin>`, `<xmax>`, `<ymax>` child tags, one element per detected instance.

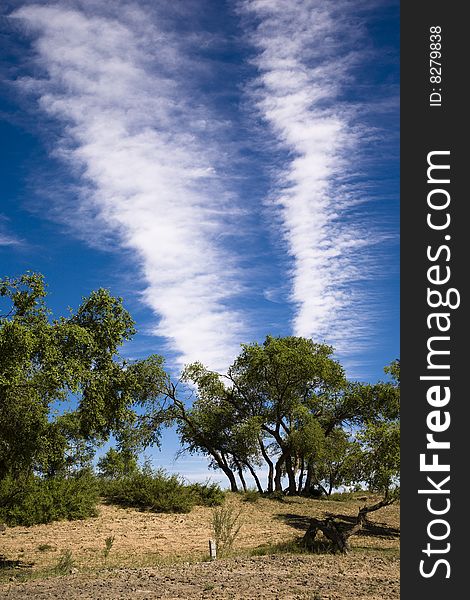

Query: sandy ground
<box><xmin>1</xmin><ymin>554</ymin><xmax>399</xmax><ymax>599</ymax></box>
<box><xmin>0</xmin><ymin>494</ymin><xmax>399</xmax><ymax>599</ymax></box>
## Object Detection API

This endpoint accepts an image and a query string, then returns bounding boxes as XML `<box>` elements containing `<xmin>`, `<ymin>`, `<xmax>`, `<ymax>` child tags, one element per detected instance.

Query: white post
<box><xmin>209</xmin><ymin>539</ymin><xmax>217</xmax><ymax>560</ymax></box>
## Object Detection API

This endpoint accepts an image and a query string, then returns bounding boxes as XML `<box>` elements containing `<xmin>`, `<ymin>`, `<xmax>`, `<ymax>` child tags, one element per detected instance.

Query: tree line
<box><xmin>0</xmin><ymin>273</ymin><xmax>399</xmax><ymax>515</ymax></box>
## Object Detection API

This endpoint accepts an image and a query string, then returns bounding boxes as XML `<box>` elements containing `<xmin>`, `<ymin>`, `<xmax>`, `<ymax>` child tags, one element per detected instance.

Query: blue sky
<box><xmin>1</xmin><ymin>0</ymin><xmax>399</xmax><ymax>484</ymax></box>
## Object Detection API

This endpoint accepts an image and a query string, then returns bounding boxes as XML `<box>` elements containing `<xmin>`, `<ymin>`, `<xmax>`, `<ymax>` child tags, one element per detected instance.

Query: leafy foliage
<box><xmin>100</xmin><ymin>467</ymin><xmax>224</xmax><ymax>513</ymax></box>
<box><xmin>0</xmin><ymin>272</ymin><xmax>167</xmax><ymax>479</ymax></box>
<box><xmin>172</xmin><ymin>336</ymin><xmax>399</xmax><ymax>497</ymax></box>
<box><xmin>0</xmin><ymin>473</ymin><xmax>98</xmax><ymax>526</ymax></box>
<box><xmin>96</xmin><ymin>447</ymin><xmax>139</xmax><ymax>479</ymax></box>
<box><xmin>54</xmin><ymin>549</ymin><xmax>76</xmax><ymax>575</ymax></box>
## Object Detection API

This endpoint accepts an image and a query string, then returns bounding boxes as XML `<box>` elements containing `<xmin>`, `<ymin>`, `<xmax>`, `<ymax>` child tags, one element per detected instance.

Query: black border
<box><xmin>401</xmin><ymin>3</ymin><xmax>467</xmax><ymax>596</ymax></box>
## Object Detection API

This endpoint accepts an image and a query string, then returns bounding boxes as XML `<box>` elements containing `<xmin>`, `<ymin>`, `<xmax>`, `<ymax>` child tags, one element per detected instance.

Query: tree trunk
<box><xmin>303</xmin><ymin>460</ymin><xmax>313</xmax><ymax>495</ymax></box>
<box><xmin>235</xmin><ymin>460</ymin><xmax>247</xmax><ymax>492</ymax></box>
<box><xmin>302</xmin><ymin>461</ymin><xmax>327</xmax><ymax>496</ymax></box>
<box><xmin>222</xmin><ymin>466</ymin><xmax>239</xmax><ymax>492</ymax></box>
<box><xmin>285</xmin><ymin>454</ymin><xmax>297</xmax><ymax>495</ymax></box>
<box><xmin>218</xmin><ymin>453</ymin><xmax>239</xmax><ymax>492</ymax></box>
<box><xmin>302</xmin><ymin>494</ymin><xmax>397</xmax><ymax>553</ymax></box>
<box><xmin>302</xmin><ymin>517</ymin><xmax>353</xmax><ymax>554</ymax></box>
<box><xmin>258</xmin><ymin>438</ymin><xmax>274</xmax><ymax>493</ymax></box>
<box><xmin>274</xmin><ymin>456</ymin><xmax>284</xmax><ymax>492</ymax></box>
<box><xmin>243</xmin><ymin>461</ymin><xmax>264</xmax><ymax>494</ymax></box>
<box><xmin>298</xmin><ymin>458</ymin><xmax>305</xmax><ymax>492</ymax></box>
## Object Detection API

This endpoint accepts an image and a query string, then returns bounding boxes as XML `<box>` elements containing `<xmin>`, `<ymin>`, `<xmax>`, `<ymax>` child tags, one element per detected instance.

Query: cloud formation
<box><xmin>241</xmin><ymin>0</ymin><xmax>394</xmax><ymax>351</ymax></box>
<box><xmin>0</xmin><ymin>216</ymin><xmax>22</xmax><ymax>247</ymax></box>
<box><xmin>14</xmin><ymin>2</ymin><xmax>248</xmax><ymax>372</ymax></box>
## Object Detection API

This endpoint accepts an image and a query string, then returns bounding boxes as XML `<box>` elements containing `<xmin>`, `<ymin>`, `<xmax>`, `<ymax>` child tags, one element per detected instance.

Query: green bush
<box><xmin>101</xmin><ymin>470</ymin><xmax>224</xmax><ymax>513</ymax></box>
<box><xmin>241</xmin><ymin>489</ymin><xmax>260</xmax><ymax>503</ymax></box>
<box><xmin>0</xmin><ymin>473</ymin><xmax>98</xmax><ymax>526</ymax></box>
<box><xmin>187</xmin><ymin>481</ymin><xmax>225</xmax><ymax>507</ymax></box>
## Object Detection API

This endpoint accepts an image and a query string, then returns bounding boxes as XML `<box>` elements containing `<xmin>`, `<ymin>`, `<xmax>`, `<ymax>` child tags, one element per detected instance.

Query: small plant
<box><xmin>211</xmin><ymin>503</ymin><xmax>242</xmax><ymax>557</ymax></box>
<box><xmin>266</xmin><ymin>490</ymin><xmax>285</xmax><ymax>502</ymax></box>
<box><xmin>242</xmin><ymin>489</ymin><xmax>260</xmax><ymax>503</ymax></box>
<box><xmin>250</xmin><ymin>539</ymin><xmax>309</xmax><ymax>556</ymax></box>
<box><xmin>37</xmin><ymin>543</ymin><xmax>55</xmax><ymax>552</ymax></box>
<box><xmin>55</xmin><ymin>549</ymin><xmax>75</xmax><ymax>575</ymax></box>
<box><xmin>103</xmin><ymin>535</ymin><xmax>115</xmax><ymax>563</ymax></box>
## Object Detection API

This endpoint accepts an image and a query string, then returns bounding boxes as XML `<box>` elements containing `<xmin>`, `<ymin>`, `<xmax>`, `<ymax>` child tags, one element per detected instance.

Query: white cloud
<box><xmin>0</xmin><ymin>234</ymin><xmax>21</xmax><ymax>247</ymax></box>
<box><xmin>14</xmin><ymin>2</ymin><xmax>248</xmax><ymax>373</ymax></box>
<box><xmin>0</xmin><ymin>216</ymin><xmax>22</xmax><ymax>247</ymax></box>
<box><xmin>241</xmin><ymin>0</ymin><xmax>394</xmax><ymax>352</ymax></box>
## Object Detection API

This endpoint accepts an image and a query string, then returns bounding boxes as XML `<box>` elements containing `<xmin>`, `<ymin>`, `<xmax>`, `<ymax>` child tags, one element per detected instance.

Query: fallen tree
<box><xmin>302</xmin><ymin>491</ymin><xmax>399</xmax><ymax>554</ymax></box>
<box><xmin>303</xmin><ymin>385</ymin><xmax>400</xmax><ymax>554</ymax></box>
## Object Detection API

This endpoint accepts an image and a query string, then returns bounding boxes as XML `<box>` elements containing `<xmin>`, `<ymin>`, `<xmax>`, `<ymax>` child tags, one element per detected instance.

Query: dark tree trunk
<box><xmin>274</xmin><ymin>455</ymin><xmax>284</xmax><ymax>492</ymax></box>
<box><xmin>302</xmin><ymin>461</ymin><xmax>328</xmax><ymax>496</ymax></box>
<box><xmin>303</xmin><ymin>460</ymin><xmax>313</xmax><ymax>495</ymax></box>
<box><xmin>243</xmin><ymin>461</ymin><xmax>264</xmax><ymax>494</ymax></box>
<box><xmin>298</xmin><ymin>458</ymin><xmax>305</xmax><ymax>492</ymax></box>
<box><xmin>235</xmin><ymin>461</ymin><xmax>248</xmax><ymax>492</ymax></box>
<box><xmin>302</xmin><ymin>517</ymin><xmax>354</xmax><ymax>554</ymax></box>
<box><xmin>285</xmin><ymin>454</ymin><xmax>297</xmax><ymax>495</ymax></box>
<box><xmin>258</xmin><ymin>438</ymin><xmax>274</xmax><ymax>493</ymax></box>
<box><xmin>218</xmin><ymin>453</ymin><xmax>239</xmax><ymax>492</ymax></box>
<box><xmin>222</xmin><ymin>466</ymin><xmax>239</xmax><ymax>492</ymax></box>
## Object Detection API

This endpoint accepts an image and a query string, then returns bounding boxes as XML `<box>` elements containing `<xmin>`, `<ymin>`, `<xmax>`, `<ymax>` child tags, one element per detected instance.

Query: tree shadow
<box><xmin>0</xmin><ymin>555</ymin><xmax>34</xmax><ymax>569</ymax></box>
<box><xmin>0</xmin><ymin>557</ymin><xmax>20</xmax><ymax>569</ymax></box>
<box><xmin>324</xmin><ymin>513</ymin><xmax>400</xmax><ymax>539</ymax></box>
<box><xmin>274</xmin><ymin>512</ymin><xmax>400</xmax><ymax>540</ymax></box>
<box><xmin>274</xmin><ymin>513</ymin><xmax>312</xmax><ymax>531</ymax></box>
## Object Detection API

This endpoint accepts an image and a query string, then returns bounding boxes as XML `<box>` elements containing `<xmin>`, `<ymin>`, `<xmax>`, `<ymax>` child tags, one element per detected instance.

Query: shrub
<box><xmin>187</xmin><ymin>481</ymin><xmax>225</xmax><ymax>507</ymax></box>
<box><xmin>266</xmin><ymin>490</ymin><xmax>285</xmax><ymax>502</ymax></box>
<box><xmin>307</xmin><ymin>488</ymin><xmax>324</xmax><ymax>499</ymax></box>
<box><xmin>102</xmin><ymin>535</ymin><xmax>115</xmax><ymax>563</ymax></box>
<box><xmin>242</xmin><ymin>489</ymin><xmax>260</xmax><ymax>503</ymax></box>
<box><xmin>37</xmin><ymin>544</ymin><xmax>55</xmax><ymax>552</ymax></box>
<box><xmin>212</xmin><ymin>502</ymin><xmax>242</xmax><ymax>557</ymax></box>
<box><xmin>0</xmin><ymin>473</ymin><xmax>98</xmax><ymax>526</ymax></box>
<box><xmin>101</xmin><ymin>470</ymin><xmax>224</xmax><ymax>513</ymax></box>
<box><xmin>101</xmin><ymin>470</ymin><xmax>193</xmax><ymax>513</ymax></box>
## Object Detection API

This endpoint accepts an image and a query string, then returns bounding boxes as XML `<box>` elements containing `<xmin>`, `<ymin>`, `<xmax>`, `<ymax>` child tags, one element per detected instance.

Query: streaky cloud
<box><xmin>13</xmin><ymin>2</ymin><xmax>249</xmax><ymax>373</ymax></box>
<box><xmin>240</xmin><ymin>0</ymin><xmax>398</xmax><ymax>354</ymax></box>
<box><xmin>0</xmin><ymin>216</ymin><xmax>23</xmax><ymax>247</ymax></box>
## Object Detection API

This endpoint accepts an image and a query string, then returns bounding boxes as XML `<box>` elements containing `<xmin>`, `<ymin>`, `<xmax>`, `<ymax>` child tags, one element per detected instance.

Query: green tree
<box><xmin>96</xmin><ymin>447</ymin><xmax>139</xmax><ymax>479</ymax></box>
<box><xmin>171</xmin><ymin>373</ymin><xmax>245</xmax><ymax>492</ymax></box>
<box><xmin>302</xmin><ymin>417</ymin><xmax>400</xmax><ymax>554</ymax></box>
<box><xmin>302</xmin><ymin>361</ymin><xmax>400</xmax><ymax>553</ymax></box>
<box><xmin>0</xmin><ymin>272</ymin><xmax>167</xmax><ymax>480</ymax></box>
<box><xmin>176</xmin><ymin>336</ymin><xmax>397</xmax><ymax>495</ymax></box>
<box><xmin>352</xmin><ymin>359</ymin><xmax>400</xmax><ymax>508</ymax></box>
<box><xmin>292</xmin><ymin>426</ymin><xmax>359</xmax><ymax>496</ymax></box>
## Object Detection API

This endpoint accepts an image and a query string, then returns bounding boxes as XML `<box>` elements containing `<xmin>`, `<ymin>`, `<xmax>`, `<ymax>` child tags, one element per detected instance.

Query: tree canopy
<box><xmin>163</xmin><ymin>336</ymin><xmax>400</xmax><ymax>498</ymax></box>
<box><xmin>1</xmin><ymin>272</ymin><xmax>399</xmax><ymax>527</ymax></box>
<box><xmin>0</xmin><ymin>272</ymin><xmax>166</xmax><ymax>480</ymax></box>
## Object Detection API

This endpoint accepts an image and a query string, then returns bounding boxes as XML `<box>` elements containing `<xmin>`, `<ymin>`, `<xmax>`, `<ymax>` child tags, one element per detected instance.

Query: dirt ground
<box><xmin>0</xmin><ymin>494</ymin><xmax>399</xmax><ymax>599</ymax></box>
